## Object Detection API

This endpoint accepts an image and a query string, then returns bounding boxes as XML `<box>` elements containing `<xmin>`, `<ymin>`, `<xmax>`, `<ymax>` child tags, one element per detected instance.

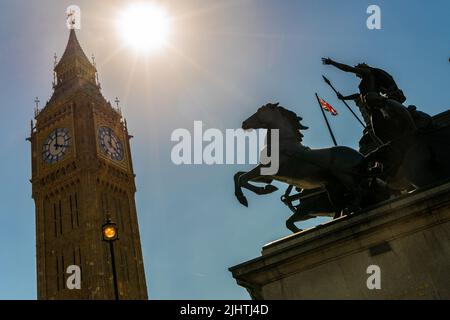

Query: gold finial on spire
<box><xmin>66</xmin><ymin>5</ymin><xmax>81</xmax><ymax>30</ymax></box>
<box><xmin>67</xmin><ymin>9</ymin><xmax>76</xmax><ymax>29</ymax></box>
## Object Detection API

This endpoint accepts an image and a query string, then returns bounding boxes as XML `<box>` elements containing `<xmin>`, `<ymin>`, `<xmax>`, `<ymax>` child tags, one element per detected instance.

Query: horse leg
<box><xmin>286</xmin><ymin>215</ymin><xmax>302</xmax><ymax>233</ymax></box>
<box><xmin>239</xmin><ymin>166</ymin><xmax>278</xmax><ymax>195</ymax></box>
<box><xmin>234</xmin><ymin>167</ymin><xmax>277</xmax><ymax>207</ymax></box>
<box><xmin>234</xmin><ymin>171</ymin><xmax>249</xmax><ymax>207</ymax></box>
<box><xmin>286</xmin><ymin>211</ymin><xmax>315</xmax><ymax>233</ymax></box>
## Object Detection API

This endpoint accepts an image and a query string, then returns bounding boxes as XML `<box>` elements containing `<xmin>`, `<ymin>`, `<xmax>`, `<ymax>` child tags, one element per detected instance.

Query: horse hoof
<box><xmin>288</xmin><ymin>227</ymin><xmax>302</xmax><ymax>233</ymax></box>
<box><xmin>264</xmin><ymin>185</ymin><xmax>279</xmax><ymax>194</ymax></box>
<box><xmin>286</xmin><ymin>222</ymin><xmax>302</xmax><ymax>233</ymax></box>
<box><xmin>236</xmin><ymin>194</ymin><xmax>248</xmax><ymax>207</ymax></box>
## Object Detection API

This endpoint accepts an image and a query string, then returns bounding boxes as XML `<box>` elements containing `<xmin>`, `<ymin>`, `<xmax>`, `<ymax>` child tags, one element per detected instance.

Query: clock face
<box><xmin>98</xmin><ymin>126</ymin><xmax>124</xmax><ymax>161</ymax></box>
<box><xmin>42</xmin><ymin>128</ymin><xmax>71</xmax><ymax>164</ymax></box>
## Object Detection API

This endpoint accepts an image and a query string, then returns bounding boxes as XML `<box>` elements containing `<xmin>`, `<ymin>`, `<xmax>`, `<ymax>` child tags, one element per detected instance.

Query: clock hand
<box><xmin>110</xmin><ymin>143</ymin><xmax>117</xmax><ymax>153</ymax></box>
<box><xmin>106</xmin><ymin>129</ymin><xmax>116</xmax><ymax>150</ymax></box>
<box><xmin>53</xmin><ymin>139</ymin><xmax>66</xmax><ymax>150</ymax></box>
<box><xmin>108</xmin><ymin>129</ymin><xmax>113</xmax><ymax>144</ymax></box>
<box><xmin>105</xmin><ymin>137</ymin><xmax>112</xmax><ymax>148</ymax></box>
<box><xmin>110</xmin><ymin>138</ymin><xmax>117</xmax><ymax>149</ymax></box>
<box><xmin>54</xmin><ymin>139</ymin><xmax>63</xmax><ymax>149</ymax></box>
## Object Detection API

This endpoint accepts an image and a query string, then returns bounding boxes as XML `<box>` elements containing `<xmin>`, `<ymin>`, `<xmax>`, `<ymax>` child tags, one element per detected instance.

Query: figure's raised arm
<box><xmin>322</xmin><ymin>58</ymin><xmax>370</xmax><ymax>77</ymax></box>
<box><xmin>338</xmin><ymin>93</ymin><xmax>360</xmax><ymax>101</ymax></box>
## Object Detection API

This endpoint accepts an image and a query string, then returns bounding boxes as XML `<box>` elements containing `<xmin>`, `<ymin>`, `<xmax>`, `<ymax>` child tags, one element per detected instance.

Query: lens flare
<box><xmin>117</xmin><ymin>3</ymin><xmax>171</xmax><ymax>52</ymax></box>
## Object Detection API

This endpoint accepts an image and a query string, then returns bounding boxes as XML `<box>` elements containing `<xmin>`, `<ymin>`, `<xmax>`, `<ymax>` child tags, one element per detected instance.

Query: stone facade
<box><xmin>30</xmin><ymin>29</ymin><xmax>148</xmax><ymax>299</ymax></box>
<box><xmin>230</xmin><ymin>180</ymin><xmax>450</xmax><ymax>299</ymax></box>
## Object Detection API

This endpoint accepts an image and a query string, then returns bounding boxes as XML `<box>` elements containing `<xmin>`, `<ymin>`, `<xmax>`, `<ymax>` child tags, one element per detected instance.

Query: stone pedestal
<box><xmin>230</xmin><ymin>181</ymin><xmax>450</xmax><ymax>300</ymax></box>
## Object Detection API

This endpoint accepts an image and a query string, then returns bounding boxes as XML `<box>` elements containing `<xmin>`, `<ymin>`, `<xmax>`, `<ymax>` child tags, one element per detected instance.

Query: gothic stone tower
<box><xmin>30</xmin><ymin>29</ymin><xmax>148</xmax><ymax>299</ymax></box>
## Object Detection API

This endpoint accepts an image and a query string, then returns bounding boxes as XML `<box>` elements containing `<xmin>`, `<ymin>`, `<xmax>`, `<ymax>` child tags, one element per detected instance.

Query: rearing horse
<box><xmin>234</xmin><ymin>103</ymin><xmax>370</xmax><ymax>225</ymax></box>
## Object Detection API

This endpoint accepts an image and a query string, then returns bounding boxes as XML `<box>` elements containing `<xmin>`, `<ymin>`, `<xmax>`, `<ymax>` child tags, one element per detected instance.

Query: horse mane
<box><xmin>264</xmin><ymin>103</ymin><xmax>308</xmax><ymax>142</ymax></box>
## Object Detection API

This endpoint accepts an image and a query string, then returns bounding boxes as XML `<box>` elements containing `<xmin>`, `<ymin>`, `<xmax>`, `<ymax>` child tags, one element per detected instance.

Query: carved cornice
<box><xmin>97</xmin><ymin>159</ymin><xmax>136</xmax><ymax>192</ymax></box>
<box><xmin>32</xmin><ymin>166</ymin><xmax>81</xmax><ymax>199</ymax></box>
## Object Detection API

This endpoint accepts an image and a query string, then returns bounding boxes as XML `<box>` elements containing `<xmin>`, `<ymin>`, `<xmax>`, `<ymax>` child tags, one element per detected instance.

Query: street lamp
<box><xmin>102</xmin><ymin>216</ymin><xmax>119</xmax><ymax>300</ymax></box>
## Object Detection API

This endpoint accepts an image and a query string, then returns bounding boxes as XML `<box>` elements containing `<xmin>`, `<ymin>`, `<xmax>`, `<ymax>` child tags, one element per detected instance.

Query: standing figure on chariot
<box><xmin>322</xmin><ymin>57</ymin><xmax>407</xmax><ymax>154</ymax></box>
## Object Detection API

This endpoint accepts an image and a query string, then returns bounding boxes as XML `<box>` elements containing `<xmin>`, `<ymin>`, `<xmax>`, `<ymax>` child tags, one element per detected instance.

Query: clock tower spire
<box><xmin>30</xmin><ymin>28</ymin><xmax>148</xmax><ymax>300</ymax></box>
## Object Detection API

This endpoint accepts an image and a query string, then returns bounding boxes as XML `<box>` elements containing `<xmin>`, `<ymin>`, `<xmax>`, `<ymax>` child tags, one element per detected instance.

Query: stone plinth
<box><xmin>230</xmin><ymin>181</ymin><xmax>450</xmax><ymax>300</ymax></box>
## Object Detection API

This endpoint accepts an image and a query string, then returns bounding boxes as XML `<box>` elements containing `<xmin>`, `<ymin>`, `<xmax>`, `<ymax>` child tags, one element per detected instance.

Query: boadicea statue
<box><xmin>322</xmin><ymin>57</ymin><xmax>406</xmax><ymax>155</ymax></box>
<box><xmin>234</xmin><ymin>59</ymin><xmax>450</xmax><ymax>233</ymax></box>
<box><xmin>234</xmin><ymin>103</ymin><xmax>393</xmax><ymax>232</ymax></box>
<box><xmin>323</xmin><ymin>58</ymin><xmax>450</xmax><ymax>189</ymax></box>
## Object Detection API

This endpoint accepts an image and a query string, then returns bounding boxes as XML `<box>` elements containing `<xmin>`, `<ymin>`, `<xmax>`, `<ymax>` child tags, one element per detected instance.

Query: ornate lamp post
<box><xmin>102</xmin><ymin>216</ymin><xmax>119</xmax><ymax>300</ymax></box>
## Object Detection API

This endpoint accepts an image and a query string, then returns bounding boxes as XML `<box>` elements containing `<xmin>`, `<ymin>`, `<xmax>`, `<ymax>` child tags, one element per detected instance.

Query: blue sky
<box><xmin>0</xmin><ymin>0</ymin><xmax>449</xmax><ymax>299</ymax></box>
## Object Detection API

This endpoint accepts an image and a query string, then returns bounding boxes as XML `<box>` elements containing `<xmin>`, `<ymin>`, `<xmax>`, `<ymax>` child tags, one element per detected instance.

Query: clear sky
<box><xmin>0</xmin><ymin>0</ymin><xmax>449</xmax><ymax>299</ymax></box>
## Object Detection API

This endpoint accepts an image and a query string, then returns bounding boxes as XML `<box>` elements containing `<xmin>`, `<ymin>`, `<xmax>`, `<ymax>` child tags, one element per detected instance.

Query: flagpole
<box><xmin>315</xmin><ymin>93</ymin><xmax>338</xmax><ymax>146</ymax></box>
<box><xmin>322</xmin><ymin>75</ymin><xmax>366</xmax><ymax>128</ymax></box>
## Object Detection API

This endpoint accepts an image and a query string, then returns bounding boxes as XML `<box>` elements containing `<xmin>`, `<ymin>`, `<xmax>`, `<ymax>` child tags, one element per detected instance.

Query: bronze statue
<box><xmin>322</xmin><ymin>58</ymin><xmax>406</xmax><ymax>155</ymax></box>
<box><xmin>321</xmin><ymin>58</ymin><xmax>450</xmax><ymax>189</ymax></box>
<box><xmin>233</xmin><ymin>100</ymin><xmax>450</xmax><ymax>233</ymax></box>
<box><xmin>233</xmin><ymin>58</ymin><xmax>450</xmax><ymax>233</ymax></box>
<box><xmin>365</xmin><ymin>95</ymin><xmax>450</xmax><ymax>189</ymax></box>
<box><xmin>281</xmin><ymin>178</ymin><xmax>397</xmax><ymax>233</ymax></box>
<box><xmin>234</xmin><ymin>103</ymin><xmax>381</xmax><ymax>232</ymax></box>
<box><xmin>321</xmin><ymin>58</ymin><xmax>406</xmax><ymax>104</ymax></box>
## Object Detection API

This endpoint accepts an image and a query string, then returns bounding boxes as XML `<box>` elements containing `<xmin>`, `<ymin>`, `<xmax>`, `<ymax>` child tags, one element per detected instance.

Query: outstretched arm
<box><xmin>322</xmin><ymin>58</ymin><xmax>370</xmax><ymax>76</ymax></box>
<box><xmin>338</xmin><ymin>93</ymin><xmax>360</xmax><ymax>101</ymax></box>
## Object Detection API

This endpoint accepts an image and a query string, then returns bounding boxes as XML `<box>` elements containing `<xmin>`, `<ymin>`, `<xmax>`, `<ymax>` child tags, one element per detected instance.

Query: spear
<box><xmin>322</xmin><ymin>75</ymin><xmax>366</xmax><ymax>128</ymax></box>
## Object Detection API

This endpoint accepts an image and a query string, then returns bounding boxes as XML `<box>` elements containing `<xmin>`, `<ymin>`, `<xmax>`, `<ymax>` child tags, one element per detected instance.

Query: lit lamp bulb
<box><xmin>102</xmin><ymin>221</ymin><xmax>118</xmax><ymax>241</ymax></box>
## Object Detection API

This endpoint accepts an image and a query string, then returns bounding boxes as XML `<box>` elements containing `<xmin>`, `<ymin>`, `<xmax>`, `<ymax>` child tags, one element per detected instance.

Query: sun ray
<box><xmin>117</xmin><ymin>3</ymin><xmax>171</xmax><ymax>53</ymax></box>
<box><xmin>97</xmin><ymin>45</ymin><xmax>126</xmax><ymax>70</ymax></box>
<box><xmin>171</xmin><ymin>0</ymin><xmax>242</xmax><ymax>22</ymax></box>
<box><xmin>123</xmin><ymin>53</ymin><xmax>139</xmax><ymax>106</ymax></box>
<box><xmin>165</xmin><ymin>43</ymin><xmax>252</xmax><ymax>105</ymax></box>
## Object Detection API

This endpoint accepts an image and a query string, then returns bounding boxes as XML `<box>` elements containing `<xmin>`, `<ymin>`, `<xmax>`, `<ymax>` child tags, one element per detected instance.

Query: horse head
<box><xmin>242</xmin><ymin>103</ymin><xmax>309</xmax><ymax>142</ymax></box>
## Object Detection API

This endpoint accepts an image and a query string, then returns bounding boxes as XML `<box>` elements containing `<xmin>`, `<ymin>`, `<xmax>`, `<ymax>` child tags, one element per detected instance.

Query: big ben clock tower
<box><xmin>29</xmin><ymin>28</ymin><xmax>148</xmax><ymax>299</ymax></box>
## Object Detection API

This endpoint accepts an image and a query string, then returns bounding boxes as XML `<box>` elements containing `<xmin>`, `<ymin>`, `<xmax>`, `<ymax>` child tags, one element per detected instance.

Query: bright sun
<box><xmin>118</xmin><ymin>3</ymin><xmax>171</xmax><ymax>52</ymax></box>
